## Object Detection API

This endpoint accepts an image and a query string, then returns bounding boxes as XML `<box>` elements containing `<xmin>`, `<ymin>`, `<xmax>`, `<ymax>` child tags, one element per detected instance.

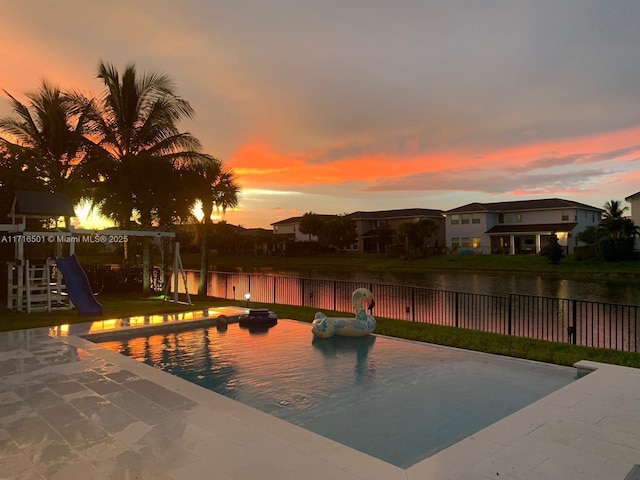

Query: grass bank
<box><xmin>5</xmin><ymin>294</ymin><xmax>637</xmax><ymax>369</ymax></box>
<box><xmin>182</xmin><ymin>252</ymin><xmax>640</xmax><ymax>278</ymax></box>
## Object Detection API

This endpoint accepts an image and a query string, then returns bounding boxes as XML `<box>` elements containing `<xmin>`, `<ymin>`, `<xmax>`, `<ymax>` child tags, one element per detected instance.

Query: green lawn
<box><xmin>79</xmin><ymin>250</ymin><xmax>640</xmax><ymax>278</ymax></box>
<box><xmin>181</xmin><ymin>252</ymin><xmax>640</xmax><ymax>278</ymax></box>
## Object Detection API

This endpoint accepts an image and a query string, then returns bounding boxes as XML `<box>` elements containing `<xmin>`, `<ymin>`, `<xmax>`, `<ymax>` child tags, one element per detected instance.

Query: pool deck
<box><xmin>1</xmin><ymin>311</ymin><xmax>640</xmax><ymax>479</ymax></box>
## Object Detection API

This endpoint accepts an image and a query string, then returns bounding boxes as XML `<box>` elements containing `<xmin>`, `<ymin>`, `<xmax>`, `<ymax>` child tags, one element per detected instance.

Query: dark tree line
<box><xmin>299</xmin><ymin>212</ymin><xmax>358</xmax><ymax>252</ymax></box>
<box><xmin>299</xmin><ymin>212</ymin><xmax>439</xmax><ymax>256</ymax></box>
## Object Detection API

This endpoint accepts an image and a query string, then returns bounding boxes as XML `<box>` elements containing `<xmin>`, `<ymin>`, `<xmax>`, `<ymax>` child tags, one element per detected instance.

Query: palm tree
<box><xmin>603</xmin><ymin>200</ymin><xmax>628</xmax><ymax>220</ymax></box>
<box><xmin>186</xmin><ymin>158</ymin><xmax>239</xmax><ymax>295</ymax></box>
<box><xmin>601</xmin><ymin>199</ymin><xmax>635</xmax><ymax>239</ymax></box>
<box><xmin>0</xmin><ymin>80</ymin><xmax>93</xmax><ymax>204</ymax></box>
<box><xmin>0</xmin><ymin>144</ymin><xmax>42</xmax><ymax>220</ymax></box>
<box><xmin>81</xmin><ymin>61</ymin><xmax>211</xmax><ymax>292</ymax></box>
<box><xmin>80</xmin><ymin>61</ymin><xmax>207</xmax><ymax>226</ymax></box>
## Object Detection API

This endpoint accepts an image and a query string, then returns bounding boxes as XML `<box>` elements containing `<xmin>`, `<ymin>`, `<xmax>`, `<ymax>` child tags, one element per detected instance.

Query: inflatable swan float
<box><xmin>311</xmin><ymin>288</ymin><xmax>376</xmax><ymax>338</ymax></box>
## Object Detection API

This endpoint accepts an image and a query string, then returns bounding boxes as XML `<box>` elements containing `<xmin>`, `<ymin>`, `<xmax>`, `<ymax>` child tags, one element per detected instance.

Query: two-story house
<box><xmin>349</xmin><ymin>208</ymin><xmax>445</xmax><ymax>253</ymax></box>
<box><xmin>625</xmin><ymin>191</ymin><xmax>640</xmax><ymax>225</ymax></box>
<box><xmin>445</xmin><ymin>198</ymin><xmax>603</xmax><ymax>255</ymax></box>
<box><xmin>271</xmin><ymin>215</ymin><xmax>337</xmax><ymax>243</ymax></box>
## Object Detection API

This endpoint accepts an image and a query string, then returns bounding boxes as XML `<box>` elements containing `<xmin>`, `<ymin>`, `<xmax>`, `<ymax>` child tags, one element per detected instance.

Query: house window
<box><xmin>472</xmin><ymin>213</ymin><xmax>480</xmax><ymax>224</ymax></box>
<box><xmin>501</xmin><ymin>213</ymin><xmax>523</xmax><ymax>224</ymax></box>
<box><xmin>451</xmin><ymin>237</ymin><xmax>460</xmax><ymax>248</ymax></box>
<box><xmin>461</xmin><ymin>214</ymin><xmax>471</xmax><ymax>224</ymax></box>
<box><xmin>472</xmin><ymin>237</ymin><xmax>481</xmax><ymax>248</ymax></box>
<box><xmin>562</xmin><ymin>211</ymin><xmax>569</xmax><ymax>221</ymax></box>
<box><xmin>461</xmin><ymin>237</ymin><xmax>471</xmax><ymax>248</ymax></box>
<box><xmin>451</xmin><ymin>215</ymin><xmax>460</xmax><ymax>225</ymax></box>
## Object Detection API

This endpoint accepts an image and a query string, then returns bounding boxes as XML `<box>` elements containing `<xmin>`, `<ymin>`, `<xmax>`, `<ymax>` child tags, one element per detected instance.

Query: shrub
<box><xmin>539</xmin><ymin>233</ymin><xmax>564</xmax><ymax>264</ymax></box>
<box><xmin>574</xmin><ymin>245</ymin><xmax>597</xmax><ymax>261</ymax></box>
<box><xmin>598</xmin><ymin>236</ymin><xmax>636</xmax><ymax>261</ymax></box>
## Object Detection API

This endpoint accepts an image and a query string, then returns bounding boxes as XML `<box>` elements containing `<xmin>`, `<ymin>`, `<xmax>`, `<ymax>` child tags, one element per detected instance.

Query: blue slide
<box><xmin>56</xmin><ymin>255</ymin><xmax>103</xmax><ymax>317</ymax></box>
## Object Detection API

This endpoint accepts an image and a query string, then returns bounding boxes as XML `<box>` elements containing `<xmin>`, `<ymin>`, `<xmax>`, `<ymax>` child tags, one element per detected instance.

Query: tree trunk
<box><xmin>142</xmin><ymin>237</ymin><xmax>151</xmax><ymax>294</ymax></box>
<box><xmin>198</xmin><ymin>221</ymin><xmax>209</xmax><ymax>296</ymax></box>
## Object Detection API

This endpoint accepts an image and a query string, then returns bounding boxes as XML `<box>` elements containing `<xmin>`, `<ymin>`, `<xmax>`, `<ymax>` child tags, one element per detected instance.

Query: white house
<box><xmin>625</xmin><ymin>191</ymin><xmax>640</xmax><ymax>224</ymax></box>
<box><xmin>624</xmin><ymin>191</ymin><xmax>640</xmax><ymax>248</ymax></box>
<box><xmin>271</xmin><ymin>215</ymin><xmax>337</xmax><ymax>242</ymax></box>
<box><xmin>445</xmin><ymin>198</ymin><xmax>603</xmax><ymax>255</ymax></box>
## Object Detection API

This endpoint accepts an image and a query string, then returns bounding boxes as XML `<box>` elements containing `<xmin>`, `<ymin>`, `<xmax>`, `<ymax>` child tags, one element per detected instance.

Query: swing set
<box><xmin>2</xmin><ymin>191</ymin><xmax>191</xmax><ymax>314</ymax></box>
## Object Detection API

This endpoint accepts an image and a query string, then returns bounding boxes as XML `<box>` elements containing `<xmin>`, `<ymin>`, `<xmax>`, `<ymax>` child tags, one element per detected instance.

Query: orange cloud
<box><xmin>227</xmin><ymin>140</ymin><xmax>469</xmax><ymax>189</ymax></box>
<box><xmin>227</xmin><ymin>123</ymin><xmax>640</xmax><ymax>194</ymax></box>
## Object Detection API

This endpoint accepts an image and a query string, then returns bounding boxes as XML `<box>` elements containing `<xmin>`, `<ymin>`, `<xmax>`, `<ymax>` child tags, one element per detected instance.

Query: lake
<box><xmin>207</xmin><ymin>265</ymin><xmax>640</xmax><ymax>306</ymax></box>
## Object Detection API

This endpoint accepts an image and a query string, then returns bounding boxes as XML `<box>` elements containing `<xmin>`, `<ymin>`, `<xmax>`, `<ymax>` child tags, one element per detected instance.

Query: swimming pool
<box><xmin>95</xmin><ymin>319</ymin><xmax>575</xmax><ymax>468</ymax></box>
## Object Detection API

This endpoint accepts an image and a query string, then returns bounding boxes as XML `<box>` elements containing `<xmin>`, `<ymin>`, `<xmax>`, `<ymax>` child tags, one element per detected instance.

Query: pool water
<box><xmin>96</xmin><ymin>319</ymin><xmax>575</xmax><ymax>468</ymax></box>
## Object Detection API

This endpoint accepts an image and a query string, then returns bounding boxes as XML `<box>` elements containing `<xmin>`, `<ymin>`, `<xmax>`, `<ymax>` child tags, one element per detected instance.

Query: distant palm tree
<box><xmin>186</xmin><ymin>158</ymin><xmax>239</xmax><ymax>295</ymax></box>
<box><xmin>603</xmin><ymin>199</ymin><xmax>628</xmax><ymax>220</ymax></box>
<box><xmin>601</xmin><ymin>199</ymin><xmax>636</xmax><ymax>239</ymax></box>
<box><xmin>0</xmin><ymin>80</ymin><xmax>93</xmax><ymax>203</ymax></box>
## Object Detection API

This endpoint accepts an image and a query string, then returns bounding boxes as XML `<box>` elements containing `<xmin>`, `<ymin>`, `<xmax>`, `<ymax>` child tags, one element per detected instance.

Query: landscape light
<box><xmin>244</xmin><ymin>292</ymin><xmax>251</xmax><ymax>306</ymax></box>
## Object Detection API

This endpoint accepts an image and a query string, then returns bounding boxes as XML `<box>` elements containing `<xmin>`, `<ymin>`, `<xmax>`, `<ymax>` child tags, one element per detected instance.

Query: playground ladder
<box><xmin>7</xmin><ymin>259</ymin><xmax>70</xmax><ymax>313</ymax></box>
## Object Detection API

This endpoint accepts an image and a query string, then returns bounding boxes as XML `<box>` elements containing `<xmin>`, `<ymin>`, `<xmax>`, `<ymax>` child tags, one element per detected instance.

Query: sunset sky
<box><xmin>2</xmin><ymin>1</ymin><xmax>640</xmax><ymax>229</ymax></box>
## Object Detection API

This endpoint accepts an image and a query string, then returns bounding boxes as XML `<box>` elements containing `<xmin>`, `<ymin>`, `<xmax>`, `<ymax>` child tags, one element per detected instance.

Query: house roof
<box><xmin>485</xmin><ymin>223</ymin><xmax>578</xmax><ymax>235</ymax></box>
<box><xmin>349</xmin><ymin>208</ymin><xmax>444</xmax><ymax>220</ymax></box>
<box><xmin>10</xmin><ymin>190</ymin><xmax>75</xmax><ymax>218</ymax></box>
<box><xmin>625</xmin><ymin>191</ymin><xmax>640</xmax><ymax>201</ymax></box>
<box><xmin>271</xmin><ymin>214</ymin><xmax>337</xmax><ymax>226</ymax></box>
<box><xmin>446</xmin><ymin>198</ymin><xmax>603</xmax><ymax>214</ymax></box>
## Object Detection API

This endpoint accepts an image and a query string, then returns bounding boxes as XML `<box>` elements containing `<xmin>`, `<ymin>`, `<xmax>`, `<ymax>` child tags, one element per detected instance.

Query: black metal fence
<box><xmin>199</xmin><ymin>271</ymin><xmax>640</xmax><ymax>352</ymax></box>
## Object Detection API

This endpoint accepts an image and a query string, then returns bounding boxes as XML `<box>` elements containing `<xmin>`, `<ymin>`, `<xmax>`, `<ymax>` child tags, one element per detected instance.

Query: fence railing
<box><xmin>196</xmin><ymin>271</ymin><xmax>640</xmax><ymax>352</ymax></box>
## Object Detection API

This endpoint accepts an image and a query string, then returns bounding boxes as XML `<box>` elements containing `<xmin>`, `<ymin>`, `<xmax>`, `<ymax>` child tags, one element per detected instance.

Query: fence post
<box><xmin>273</xmin><ymin>276</ymin><xmax>277</xmax><ymax>304</ymax></box>
<box><xmin>508</xmin><ymin>294</ymin><xmax>512</xmax><ymax>336</ymax></box>
<box><xmin>411</xmin><ymin>288</ymin><xmax>416</xmax><ymax>322</ymax></box>
<box><xmin>333</xmin><ymin>281</ymin><xmax>337</xmax><ymax>311</ymax></box>
<box><xmin>569</xmin><ymin>300</ymin><xmax>577</xmax><ymax>344</ymax></box>
<box><xmin>455</xmin><ymin>292</ymin><xmax>459</xmax><ymax>328</ymax></box>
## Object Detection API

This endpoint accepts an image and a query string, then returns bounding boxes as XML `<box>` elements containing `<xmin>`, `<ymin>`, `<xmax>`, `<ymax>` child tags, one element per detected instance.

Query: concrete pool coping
<box><xmin>1</xmin><ymin>313</ymin><xmax>639</xmax><ymax>479</ymax></box>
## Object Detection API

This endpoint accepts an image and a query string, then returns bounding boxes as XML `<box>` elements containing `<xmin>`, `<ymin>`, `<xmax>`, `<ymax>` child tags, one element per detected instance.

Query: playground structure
<box><xmin>3</xmin><ymin>191</ymin><xmax>191</xmax><ymax>314</ymax></box>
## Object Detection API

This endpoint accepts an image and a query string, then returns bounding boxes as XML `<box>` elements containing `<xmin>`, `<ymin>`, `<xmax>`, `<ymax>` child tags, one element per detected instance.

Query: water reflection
<box><xmin>312</xmin><ymin>335</ymin><xmax>376</xmax><ymax>382</ymax></box>
<box><xmin>196</xmin><ymin>268</ymin><xmax>640</xmax><ymax>305</ymax></box>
